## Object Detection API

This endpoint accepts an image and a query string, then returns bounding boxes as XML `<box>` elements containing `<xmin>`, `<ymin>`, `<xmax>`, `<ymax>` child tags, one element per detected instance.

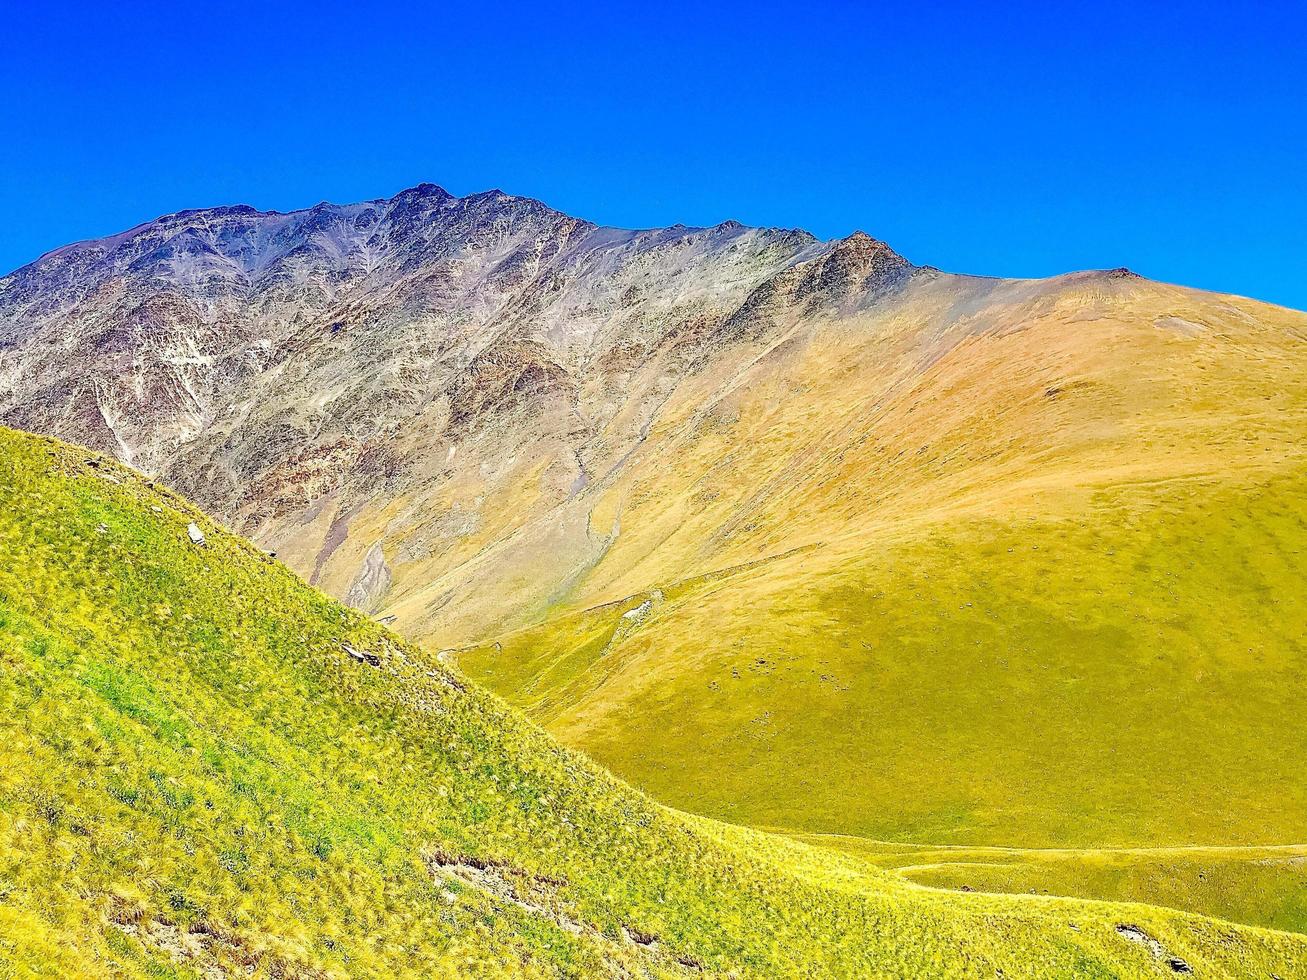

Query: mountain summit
<box><xmin>0</xmin><ymin>184</ymin><xmax>838</xmax><ymax>473</ymax></box>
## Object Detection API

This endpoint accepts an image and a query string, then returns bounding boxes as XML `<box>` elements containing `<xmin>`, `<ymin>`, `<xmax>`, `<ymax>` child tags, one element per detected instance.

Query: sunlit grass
<box><xmin>2</xmin><ymin>426</ymin><xmax>1305</xmax><ymax>977</ymax></box>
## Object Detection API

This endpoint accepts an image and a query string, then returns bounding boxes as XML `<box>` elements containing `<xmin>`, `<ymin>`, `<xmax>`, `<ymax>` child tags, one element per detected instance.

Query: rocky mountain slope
<box><xmin>3</xmin><ymin>186</ymin><xmax>1305</xmax><ymax>884</ymax></box>
<box><xmin>12</xmin><ymin>427</ymin><xmax>1306</xmax><ymax>977</ymax></box>
<box><xmin>0</xmin><ymin>183</ymin><xmax>903</xmax><ymax>635</ymax></box>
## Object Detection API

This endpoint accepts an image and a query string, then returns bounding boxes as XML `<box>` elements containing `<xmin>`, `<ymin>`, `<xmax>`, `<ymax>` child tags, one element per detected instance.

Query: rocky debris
<box><xmin>110</xmin><ymin>917</ymin><xmax>225</xmax><ymax>980</ymax></box>
<box><xmin>425</xmin><ymin>667</ymin><xmax>467</xmax><ymax>692</ymax></box>
<box><xmin>186</xmin><ymin>522</ymin><xmax>205</xmax><ymax>545</ymax></box>
<box><xmin>106</xmin><ymin>894</ymin><xmax>324</xmax><ymax>980</ymax></box>
<box><xmin>1115</xmin><ymin>924</ymin><xmax>1191</xmax><ymax>972</ymax></box>
<box><xmin>422</xmin><ymin>847</ymin><xmax>700</xmax><ymax>968</ymax></box>
<box><xmin>622</xmin><ymin>924</ymin><xmax>659</xmax><ymax>948</ymax></box>
<box><xmin>342</xmin><ymin>642</ymin><xmax>380</xmax><ymax>667</ymax></box>
<box><xmin>426</xmin><ymin>849</ymin><xmax>500</xmax><ymax>872</ymax></box>
<box><xmin>620</xmin><ymin>589</ymin><xmax>664</xmax><ymax>624</ymax></box>
<box><xmin>1115</xmin><ymin>924</ymin><xmax>1160</xmax><ymax>952</ymax></box>
<box><xmin>424</xmin><ymin>847</ymin><xmax>582</xmax><ymax>932</ymax></box>
<box><xmin>115</xmin><ymin>915</ymin><xmax>324</xmax><ymax>980</ymax></box>
<box><xmin>599</xmin><ymin>590</ymin><xmax>667</xmax><ymax>657</ymax></box>
<box><xmin>621</xmin><ymin>599</ymin><xmax>653</xmax><ymax>622</ymax></box>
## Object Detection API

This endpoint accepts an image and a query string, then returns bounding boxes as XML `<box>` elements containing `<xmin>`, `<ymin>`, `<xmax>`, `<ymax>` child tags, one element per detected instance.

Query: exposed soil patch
<box><xmin>422</xmin><ymin>847</ymin><xmax>704</xmax><ymax>971</ymax></box>
<box><xmin>623</xmin><ymin>923</ymin><xmax>658</xmax><ymax>947</ymax></box>
<box><xmin>1115</xmin><ymin>923</ymin><xmax>1192</xmax><ymax>973</ymax></box>
<box><xmin>424</xmin><ymin>847</ymin><xmax>582</xmax><ymax>931</ymax></box>
<box><xmin>107</xmin><ymin>895</ymin><xmax>325</xmax><ymax>979</ymax></box>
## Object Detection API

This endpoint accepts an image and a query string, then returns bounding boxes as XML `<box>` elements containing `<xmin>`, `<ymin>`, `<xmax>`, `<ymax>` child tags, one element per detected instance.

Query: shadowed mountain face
<box><xmin>3</xmin><ymin>186</ymin><xmax>1306</xmax><ymax>854</ymax></box>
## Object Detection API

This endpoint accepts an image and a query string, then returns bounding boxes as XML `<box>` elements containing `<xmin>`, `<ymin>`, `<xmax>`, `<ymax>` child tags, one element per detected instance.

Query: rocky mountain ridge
<box><xmin>1</xmin><ymin>185</ymin><xmax>893</xmax><ymax>456</ymax></box>
<box><xmin>0</xmin><ymin>183</ymin><xmax>917</xmax><ymax>625</ymax></box>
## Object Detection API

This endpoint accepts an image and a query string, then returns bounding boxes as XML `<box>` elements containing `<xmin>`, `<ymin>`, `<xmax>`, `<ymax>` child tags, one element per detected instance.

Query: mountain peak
<box><xmin>833</xmin><ymin>229</ymin><xmax>897</xmax><ymax>254</ymax></box>
<box><xmin>821</xmin><ymin>230</ymin><xmax>908</xmax><ymax>271</ymax></box>
<box><xmin>763</xmin><ymin>228</ymin><xmax>914</xmax><ymax>311</ymax></box>
<box><xmin>386</xmin><ymin>183</ymin><xmax>455</xmax><ymax>210</ymax></box>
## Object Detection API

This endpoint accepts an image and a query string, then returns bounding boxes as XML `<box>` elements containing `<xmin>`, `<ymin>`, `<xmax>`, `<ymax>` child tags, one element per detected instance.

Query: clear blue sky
<box><xmin>3</xmin><ymin>1</ymin><xmax>1304</xmax><ymax>309</ymax></box>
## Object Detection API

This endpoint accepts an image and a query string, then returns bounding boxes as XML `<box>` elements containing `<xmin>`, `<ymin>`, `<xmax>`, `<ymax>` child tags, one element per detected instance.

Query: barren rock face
<box><xmin>0</xmin><ymin>184</ymin><xmax>906</xmax><ymax>629</ymax></box>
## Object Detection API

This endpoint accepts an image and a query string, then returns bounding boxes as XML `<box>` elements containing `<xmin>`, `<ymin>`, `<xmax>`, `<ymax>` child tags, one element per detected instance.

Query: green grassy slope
<box><xmin>2</xmin><ymin>433</ymin><xmax>1306</xmax><ymax>977</ymax></box>
<box><xmin>467</xmin><ymin>470</ymin><xmax>1307</xmax><ymax>849</ymax></box>
<box><xmin>462</xmin><ymin>470</ymin><xmax>1307</xmax><ymax>933</ymax></box>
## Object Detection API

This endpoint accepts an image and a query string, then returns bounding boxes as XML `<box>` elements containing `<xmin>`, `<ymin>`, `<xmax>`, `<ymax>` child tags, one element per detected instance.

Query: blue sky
<box><xmin>2</xmin><ymin>1</ymin><xmax>1304</xmax><ymax>309</ymax></box>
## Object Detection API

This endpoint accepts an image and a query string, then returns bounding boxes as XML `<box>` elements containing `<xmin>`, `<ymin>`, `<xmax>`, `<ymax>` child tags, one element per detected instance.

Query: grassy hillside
<box><xmin>464</xmin><ymin>470</ymin><xmax>1307</xmax><ymax>850</ymax></box>
<box><xmin>3</xmin><ymin>433</ymin><xmax>1307</xmax><ymax>977</ymax></box>
<box><xmin>449</xmin><ymin>275</ymin><xmax>1307</xmax><ymax>864</ymax></box>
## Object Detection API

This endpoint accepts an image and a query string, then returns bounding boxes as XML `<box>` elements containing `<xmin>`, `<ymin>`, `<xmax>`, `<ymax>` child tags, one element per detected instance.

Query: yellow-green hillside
<box><xmin>465</xmin><ymin>469</ymin><xmax>1307</xmax><ymax>850</ymax></box>
<box><xmin>2</xmin><ymin>431</ymin><xmax>1306</xmax><ymax>977</ymax></box>
<box><xmin>816</xmin><ymin>836</ymin><xmax>1307</xmax><ymax>938</ymax></box>
<box><xmin>444</xmin><ymin>273</ymin><xmax>1307</xmax><ymax>933</ymax></box>
<box><xmin>451</xmin><ymin>274</ymin><xmax>1307</xmax><ymax>847</ymax></box>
